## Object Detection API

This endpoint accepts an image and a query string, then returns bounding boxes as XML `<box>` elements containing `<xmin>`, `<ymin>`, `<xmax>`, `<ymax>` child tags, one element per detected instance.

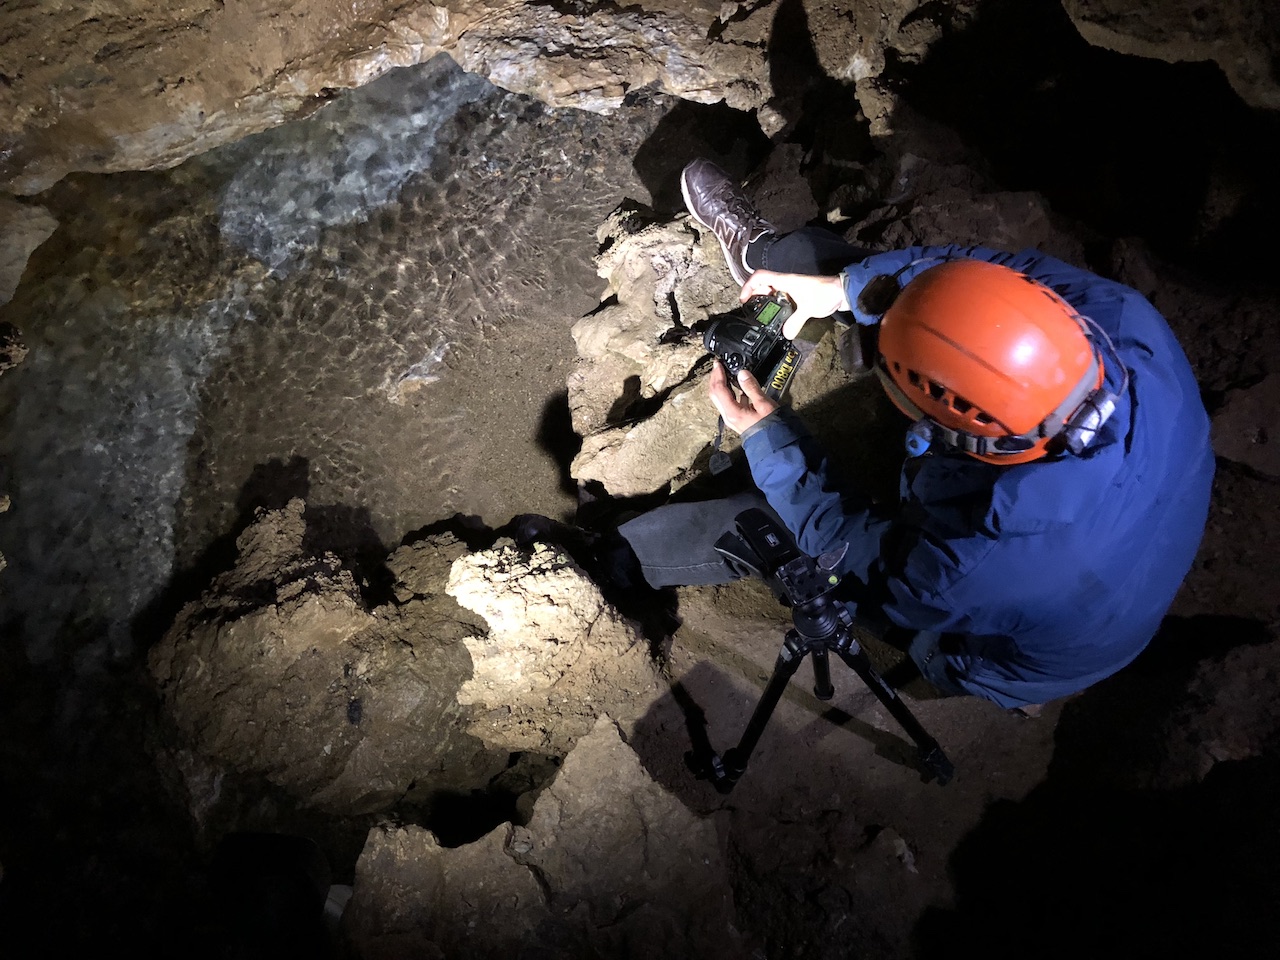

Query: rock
<box><xmin>848</xmin><ymin>154</ymin><xmax>1088</xmax><ymax>265</ymax></box>
<box><xmin>343</xmin><ymin>717</ymin><xmax>749</xmax><ymax>960</ymax></box>
<box><xmin>566</xmin><ymin>208</ymin><xmax>726</xmax><ymax>440</ymax></box>
<box><xmin>0</xmin><ymin>0</ymin><xmax>985</xmax><ymax>197</ymax></box>
<box><xmin>1062</xmin><ymin>0</ymin><xmax>1280</xmax><ymax>110</ymax></box>
<box><xmin>0</xmin><ymin>198</ymin><xmax>58</xmax><ymax>306</ymax></box>
<box><xmin>1212</xmin><ymin>374</ymin><xmax>1280</xmax><ymax>478</ymax></box>
<box><xmin>0</xmin><ymin>323</ymin><xmax>25</xmax><ymax>375</ymax></box>
<box><xmin>149</xmin><ymin>495</ymin><xmax>668</xmax><ymax>825</ymax></box>
<box><xmin>564</xmin><ymin>210</ymin><xmax>730</xmax><ymax>495</ymax></box>
<box><xmin>0</xmin><ymin>1</ymin><xmax>765</xmax><ymax>195</ymax></box>
<box><xmin>149</xmin><ymin>499</ymin><xmax>501</xmax><ymax>816</ymax></box>
<box><xmin>446</xmin><ymin>540</ymin><xmax>664</xmax><ymax>754</ymax></box>
<box><xmin>343</xmin><ymin>824</ymin><xmax>544</xmax><ymax>960</ymax></box>
<box><xmin>3</xmin><ymin>0</ymin><xmax>1273</xmax><ymax>203</ymax></box>
<box><xmin>386</xmin><ymin>531</ymin><xmax>472</xmax><ymax>604</ymax></box>
<box><xmin>572</xmin><ymin>381</ymin><xmax>725</xmax><ymax>497</ymax></box>
<box><xmin>1159</xmin><ymin>637</ymin><xmax>1280</xmax><ymax>785</ymax></box>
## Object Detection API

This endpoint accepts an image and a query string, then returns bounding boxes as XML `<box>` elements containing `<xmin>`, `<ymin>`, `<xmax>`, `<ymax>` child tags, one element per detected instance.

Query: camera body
<box><xmin>703</xmin><ymin>294</ymin><xmax>802</xmax><ymax>400</ymax></box>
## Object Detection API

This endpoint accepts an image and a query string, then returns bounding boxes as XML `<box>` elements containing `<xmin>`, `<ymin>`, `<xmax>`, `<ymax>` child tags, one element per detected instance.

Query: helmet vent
<box><xmin>895</xmin><ymin>364</ymin><xmax>997</xmax><ymax>428</ymax></box>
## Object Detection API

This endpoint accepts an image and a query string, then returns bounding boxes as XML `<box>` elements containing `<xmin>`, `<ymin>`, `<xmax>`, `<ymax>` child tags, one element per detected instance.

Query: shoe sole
<box><xmin>680</xmin><ymin>165</ymin><xmax>713</xmax><ymax>231</ymax></box>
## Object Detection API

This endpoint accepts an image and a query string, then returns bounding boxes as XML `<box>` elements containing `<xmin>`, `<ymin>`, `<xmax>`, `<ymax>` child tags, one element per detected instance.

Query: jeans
<box><xmin>616</xmin><ymin>490</ymin><xmax>783</xmax><ymax>587</ymax></box>
<box><xmin>748</xmin><ymin>225</ymin><xmax>869</xmax><ymax>276</ymax></box>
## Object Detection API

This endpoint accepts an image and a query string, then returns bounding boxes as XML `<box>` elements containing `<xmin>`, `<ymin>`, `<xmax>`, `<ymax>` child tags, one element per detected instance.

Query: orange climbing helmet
<box><xmin>873</xmin><ymin>259</ymin><xmax>1117</xmax><ymax>465</ymax></box>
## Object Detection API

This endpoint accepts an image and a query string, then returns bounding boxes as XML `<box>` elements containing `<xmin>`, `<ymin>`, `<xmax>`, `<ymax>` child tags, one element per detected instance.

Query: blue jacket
<box><xmin>741</xmin><ymin>245</ymin><xmax>1214</xmax><ymax>708</ymax></box>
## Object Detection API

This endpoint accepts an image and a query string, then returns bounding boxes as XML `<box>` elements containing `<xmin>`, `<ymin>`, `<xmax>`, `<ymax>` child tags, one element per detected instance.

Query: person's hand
<box><xmin>708</xmin><ymin>359</ymin><xmax>778</xmax><ymax>434</ymax></box>
<box><xmin>739</xmin><ymin>270</ymin><xmax>850</xmax><ymax>340</ymax></box>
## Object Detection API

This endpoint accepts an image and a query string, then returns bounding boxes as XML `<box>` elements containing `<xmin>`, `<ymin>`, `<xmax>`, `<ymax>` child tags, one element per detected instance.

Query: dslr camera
<box><xmin>703</xmin><ymin>293</ymin><xmax>801</xmax><ymax>400</ymax></box>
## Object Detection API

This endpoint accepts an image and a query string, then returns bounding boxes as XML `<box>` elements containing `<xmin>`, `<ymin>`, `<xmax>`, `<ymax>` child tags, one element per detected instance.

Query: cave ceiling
<box><xmin>1</xmin><ymin>0</ymin><xmax>1275</xmax><ymax>198</ymax></box>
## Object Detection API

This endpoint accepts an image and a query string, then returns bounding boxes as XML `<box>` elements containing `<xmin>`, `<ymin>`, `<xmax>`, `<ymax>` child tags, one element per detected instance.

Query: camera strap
<box><xmin>709</xmin><ymin>416</ymin><xmax>732</xmax><ymax>474</ymax></box>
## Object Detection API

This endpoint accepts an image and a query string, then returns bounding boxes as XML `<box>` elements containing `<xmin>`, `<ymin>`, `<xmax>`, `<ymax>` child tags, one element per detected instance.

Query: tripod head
<box><xmin>714</xmin><ymin>508</ymin><xmax>851</xmax><ymax>644</ymax></box>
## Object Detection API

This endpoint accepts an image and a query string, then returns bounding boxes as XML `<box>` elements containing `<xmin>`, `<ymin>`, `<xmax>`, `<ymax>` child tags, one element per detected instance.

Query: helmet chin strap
<box><xmin>878</xmin><ymin>312</ymin><xmax>1129</xmax><ymax>461</ymax></box>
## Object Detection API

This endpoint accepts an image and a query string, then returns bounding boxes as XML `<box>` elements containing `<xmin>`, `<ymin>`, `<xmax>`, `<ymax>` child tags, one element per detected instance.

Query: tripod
<box><xmin>696</xmin><ymin>509</ymin><xmax>954</xmax><ymax>792</ymax></box>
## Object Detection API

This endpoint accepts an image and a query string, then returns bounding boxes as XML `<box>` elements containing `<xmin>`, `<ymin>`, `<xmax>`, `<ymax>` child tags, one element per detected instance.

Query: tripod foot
<box><xmin>920</xmin><ymin>746</ymin><xmax>955</xmax><ymax>786</ymax></box>
<box><xmin>686</xmin><ymin>750</ymin><xmax>745</xmax><ymax>794</ymax></box>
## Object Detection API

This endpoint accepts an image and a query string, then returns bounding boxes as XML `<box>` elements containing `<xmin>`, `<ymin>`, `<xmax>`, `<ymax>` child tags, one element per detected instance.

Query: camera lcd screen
<box><xmin>756</xmin><ymin>301</ymin><xmax>781</xmax><ymax>325</ymax></box>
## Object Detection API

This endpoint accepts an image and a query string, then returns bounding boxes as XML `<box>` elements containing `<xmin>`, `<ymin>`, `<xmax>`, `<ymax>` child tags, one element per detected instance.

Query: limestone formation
<box><xmin>845</xmin><ymin>153</ymin><xmax>1088</xmax><ymax>266</ymax></box>
<box><xmin>564</xmin><ymin>206</ymin><xmax>733</xmax><ymax>495</ymax></box>
<box><xmin>0</xmin><ymin>322</ymin><xmax>25</xmax><ymax>374</ymax></box>
<box><xmin>343</xmin><ymin>717</ymin><xmax>748</xmax><ymax>960</ymax></box>
<box><xmin>0</xmin><ymin>0</ymin><xmax>767</xmax><ymax>195</ymax></box>
<box><xmin>149</xmin><ymin>499</ymin><xmax>497</xmax><ymax>816</ymax></box>
<box><xmin>1156</xmin><ymin>637</ymin><xmax>1280</xmax><ymax>786</ymax></box>
<box><xmin>149</xmin><ymin>498</ymin><xmax>666</xmax><ymax>821</ymax></box>
<box><xmin>446</xmin><ymin>539</ymin><xmax>665</xmax><ymax>754</ymax></box>
<box><xmin>0</xmin><ymin>0</ymin><xmax>1013</xmax><ymax>196</ymax></box>
<box><xmin>0</xmin><ymin>198</ymin><xmax>58</xmax><ymax>306</ymax></box>
<box><xmin>1062</xmin><ymin>0</ymin><xmax>1280</xmax><ymax>110</ymax></box>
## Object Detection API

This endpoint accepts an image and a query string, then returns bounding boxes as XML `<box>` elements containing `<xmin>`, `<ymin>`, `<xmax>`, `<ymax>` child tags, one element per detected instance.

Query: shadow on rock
<box><xmin>628</xmin><ymin>657</ymin><xmax>940</xmax><ymax>815</ymax></box>
<box><xmin>534</xmin><ymin>388</ymin><xmax>583</xmax><ymax>503</ymax></box>
<box><xmin>629</xmin><ymin>99</ymin><xmax>771</xmax><ymax>216</ymax></box>
<box><xmin>915</xmin><ymin>613</ymin><xmax>1280</xmax><ymax>957</ymax></box>
<box><xmin>916</xmin><ymin>750</ymin><xmax>1280</xmax><ymax>958</ymax></box>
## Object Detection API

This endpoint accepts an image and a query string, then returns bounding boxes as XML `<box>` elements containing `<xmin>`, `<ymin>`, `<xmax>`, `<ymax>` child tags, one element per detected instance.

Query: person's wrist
<box><xmin>834</xmin><ymin>271</ymin><xmax>852</xmax><ymax>312</ymax></box>
<box><xmin>740</xmin><ymin>409</ymin><xmax>781</xmax><ymax>442</ymax></box>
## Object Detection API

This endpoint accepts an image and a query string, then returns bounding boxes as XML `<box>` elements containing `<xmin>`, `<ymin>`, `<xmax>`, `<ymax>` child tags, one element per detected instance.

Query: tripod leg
<box><xmin>833</xmin><ymin>643</ymin><xmax>955</xmax><ymax>785</ymax></box>
<box><xmin>812</xmin><ymin>648</ymin><xmax>834</xmax><ymax>701</ymax></box>
<box><xmin>706</xmin><ymin>632</ymin><xmax>807</xmax><ymax>791</ymax></box>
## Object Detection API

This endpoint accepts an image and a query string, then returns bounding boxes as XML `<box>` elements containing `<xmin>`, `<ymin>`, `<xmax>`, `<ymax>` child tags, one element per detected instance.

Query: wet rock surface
<box><xmin>1</xmin><ymin>1</ymin><xmax>1279</xmax><ymax>958</ymax></box>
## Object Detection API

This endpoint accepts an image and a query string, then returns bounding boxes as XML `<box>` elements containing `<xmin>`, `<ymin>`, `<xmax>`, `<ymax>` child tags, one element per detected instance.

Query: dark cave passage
<box><xmin>889</xmin><ymin>0</ymin><xmax>1280</xmax><ymax>280</ymax></box>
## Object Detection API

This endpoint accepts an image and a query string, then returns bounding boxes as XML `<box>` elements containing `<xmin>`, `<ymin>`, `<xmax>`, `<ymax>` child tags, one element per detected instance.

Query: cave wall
<box><xmin>7</xmin><ymin>0</ymin><xmax>1272</xmax><ymax>200</ymax></box>
<box><xmin>1</xmin><ymin>0</ymin><xmax>767</xmax><ymax>195</ymax></box>
<box><xmin>1062</xmin><ymin>0</ymin><xmax>1280</xmax><ymax>110</ymax></box>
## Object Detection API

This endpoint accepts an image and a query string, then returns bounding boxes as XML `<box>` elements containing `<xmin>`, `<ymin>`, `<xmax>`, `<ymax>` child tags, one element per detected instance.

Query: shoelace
<box><xmin>713</xmin><ymin>193</ymin><xmax>769</xmax><ymax>234</ymax></box>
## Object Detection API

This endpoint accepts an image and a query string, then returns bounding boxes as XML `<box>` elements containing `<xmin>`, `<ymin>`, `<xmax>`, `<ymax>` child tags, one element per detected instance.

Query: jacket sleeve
<box><xmin>740</xmin><ymin>408</ymin><xmax>893</xmax><ymax>584</ymax></box>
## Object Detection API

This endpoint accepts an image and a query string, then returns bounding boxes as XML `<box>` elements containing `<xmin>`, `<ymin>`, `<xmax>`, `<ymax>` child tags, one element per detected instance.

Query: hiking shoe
<box><xmin>680</xmin><ymin>158</ymin><xmax>777</xmax><ymax>286</ymax></box>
